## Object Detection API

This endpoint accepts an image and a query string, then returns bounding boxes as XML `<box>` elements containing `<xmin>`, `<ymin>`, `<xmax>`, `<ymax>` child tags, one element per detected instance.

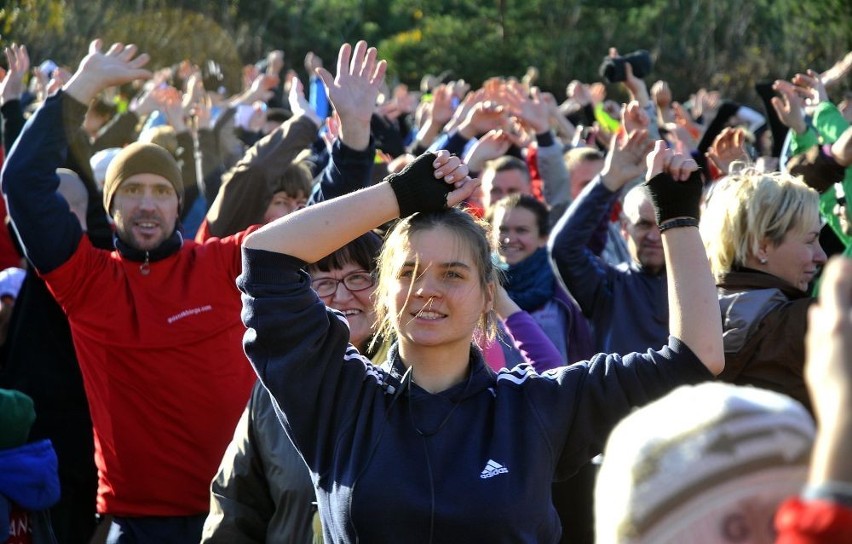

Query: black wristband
<box><xmin>386</xmin><ymin>152</ymin><xmax>450</xmax><ymax>217</ymax></box>
<box><xmin>642</xmin><ymin>170</ymin><xmax>703</xmax><ymax>224</ymax></box>
<box><xmin>658</xmin><ymin>217</ymin><xmax>699</xmax><ymax>233</ymax></box>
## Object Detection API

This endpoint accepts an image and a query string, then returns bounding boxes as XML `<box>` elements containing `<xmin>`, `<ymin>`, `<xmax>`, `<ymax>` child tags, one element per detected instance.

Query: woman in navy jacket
<box><xmin>238</xmin><ymin>41</ymin><xmax>723</xmax><ymax>544</ymax></box>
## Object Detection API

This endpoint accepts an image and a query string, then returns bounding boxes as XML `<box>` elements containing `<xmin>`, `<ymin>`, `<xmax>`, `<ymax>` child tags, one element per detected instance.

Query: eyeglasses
<box><xmin>311</xmin><ymin>271</ymin><xmax>375</xmax><ymax>298</ymax></box>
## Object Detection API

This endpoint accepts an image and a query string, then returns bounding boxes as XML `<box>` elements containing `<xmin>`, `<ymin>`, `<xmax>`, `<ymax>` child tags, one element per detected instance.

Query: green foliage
<box><xmin>0</xmin><ymin>0</ymin><xmax>849</xmax><ymax>106</ymax></box>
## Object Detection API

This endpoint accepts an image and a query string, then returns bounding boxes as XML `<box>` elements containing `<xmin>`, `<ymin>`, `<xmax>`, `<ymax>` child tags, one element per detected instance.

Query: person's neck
<box><xmin>399</xmin><ymin>340</ymin><xmax>470</xmax><ymax>394</ymax></box>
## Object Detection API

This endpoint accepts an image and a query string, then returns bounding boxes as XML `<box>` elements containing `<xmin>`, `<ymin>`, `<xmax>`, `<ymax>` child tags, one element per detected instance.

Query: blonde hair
<box><xmin>700</xmin><ymin>169</ymin><xmax>820</xmax><ymax>281</ymax></box>
<box><xmin>372</xmin><ymin>208</ymin><xmax>499</xmax><ymax>346</ymax></box>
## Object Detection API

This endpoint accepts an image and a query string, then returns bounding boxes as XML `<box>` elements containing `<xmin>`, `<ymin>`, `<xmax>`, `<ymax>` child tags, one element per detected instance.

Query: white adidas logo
<box><xmin>480</xmin><ymin>459</ymin><xmax>509</xmax><ymax>479</ymax></box>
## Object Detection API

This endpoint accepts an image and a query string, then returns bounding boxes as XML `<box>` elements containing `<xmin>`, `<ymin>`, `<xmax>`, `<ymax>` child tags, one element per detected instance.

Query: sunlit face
<box><xmin>388</xmin><ymin>226</ymin><xmax>492</xmax><ymax>352</ymax></box>
<box><xmin>482</xmin><ymin>169</ymin><xmax>531</xmax><ymax>209</ymax></box>
<box><xmin>111</xmin><ymin>173</ymin><xmax>179</xmax><ymax>252</ymax></box>
<box><xmin>622</xmin><ymin>195</ymin><xmax>664</xmax><ymax>274</ymax></box>
<box><xmin>492</xmin><ymin>206</ymin><xmax>546</xmax><ymax>266</ymax></box>
<box><xmin>263</xmin><ymin>191</ymin><xmax>307</xmax><ymax>224</ymax></box>
<box><xmin>761</xmin><ymin>218</ymin><xmax>826</xmax><ymax>292</ymax></box>
<box><xmin>311</xmin><ymin>262</ymin><xmax>377</xmax><ymax>351</ymax></box>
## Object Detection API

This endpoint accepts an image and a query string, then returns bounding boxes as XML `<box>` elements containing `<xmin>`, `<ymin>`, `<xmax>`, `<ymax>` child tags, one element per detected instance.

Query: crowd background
<box><xmin>0</xmin><ymin>2</ymin><xmax>851</xmax><ymax>544</ymax></box>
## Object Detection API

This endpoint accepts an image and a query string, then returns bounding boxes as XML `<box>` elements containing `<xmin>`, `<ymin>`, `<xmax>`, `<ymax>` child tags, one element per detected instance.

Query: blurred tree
<box><xmin>0</xmin><ymin>0</ymin><xmax>848</xmax><ymax>107</ymax></box>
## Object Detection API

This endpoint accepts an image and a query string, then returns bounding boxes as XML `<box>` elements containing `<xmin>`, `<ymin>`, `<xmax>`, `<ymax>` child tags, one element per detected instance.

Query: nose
<box><xmin>331</xmin><ymin>280</ymin><xmax>354</xmax><ymax>301</ymax></box>
<box><xmin>814</xmin><ymin>241</ymin><xmax>828</xmax><ymax>264</ymax></box>
<box><xmin>414</xmin><ymin>272</ymin><xmax>442</xmax><ymax>299</ymax></box>
<box><xmin>138</xmin><ymin>190</ymin><xmax>157</xmax><ymax>210</ymax></box>
<box><xmin>646</xmin><ymin>224</ymin><xmax>661</xmax><ymax>242</ymax></box>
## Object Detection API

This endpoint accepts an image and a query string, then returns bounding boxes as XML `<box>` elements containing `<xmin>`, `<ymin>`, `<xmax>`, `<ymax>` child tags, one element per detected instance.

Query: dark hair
<box><xmin>271</xmin><ymin>162</ymin><xmax>313</xmax><ymax>199</ymax></box>
<box><xmin>484</xmin><ymin>155</ymin><xmax>530</xmax><ymax>180</ymax></box>
<box><xmin>309</xmin><ymin>231</ymin><xmax>383</xmax><ymax>273</ymax></box>
<box><xmin>486</xmin><ymin>193</ymin><xmax>551</xmax><ymax>238</ymax></box>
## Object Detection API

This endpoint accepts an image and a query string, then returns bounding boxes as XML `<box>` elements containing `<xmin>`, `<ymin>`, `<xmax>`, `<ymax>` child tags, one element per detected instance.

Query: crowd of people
<box><xmin>0</xmin><ymin>32</ymin><xmax>850</xmax><ymax>544</ymax></box>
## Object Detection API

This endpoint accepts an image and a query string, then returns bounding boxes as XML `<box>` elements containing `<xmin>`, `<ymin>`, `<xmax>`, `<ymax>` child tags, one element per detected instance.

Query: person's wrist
<box><xmin>63</xmin><ymin>74</ymin><xmax>101</xmax><ymax>105</ymax></box>
<box><xmin>599</xmin><ymin>169</ymin><xmax>628</xmax><ymax>192</ymax></box>
<box><xmin>458</xmin><ymin>122</ymin><xmax>476</xmax><ymax>140</ymax></box>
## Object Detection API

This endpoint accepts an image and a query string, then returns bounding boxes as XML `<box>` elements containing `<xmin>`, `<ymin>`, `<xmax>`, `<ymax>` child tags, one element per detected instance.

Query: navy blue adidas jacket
<box><xmin>239</xmin><ymin>247</ymin><xmax>712</xmax><ymax>543</ymax></box>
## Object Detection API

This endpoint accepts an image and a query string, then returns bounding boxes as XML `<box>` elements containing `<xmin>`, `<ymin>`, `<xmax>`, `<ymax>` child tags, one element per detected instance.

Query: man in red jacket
<box><xmin>2</xmin><ymin>41</ymin><xmax>256</xmax><ymax>543</ymax></box>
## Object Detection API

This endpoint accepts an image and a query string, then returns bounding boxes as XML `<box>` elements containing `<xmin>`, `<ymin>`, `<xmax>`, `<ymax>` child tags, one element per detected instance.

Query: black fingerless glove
<box><xmin>386</xmin><ymin>152</ymin><xmax>450</xmax><ymax>217</ymax></box>
<box><xmin>642</xmin><ymin>170</ymin><xmax>703</xmax><ymax>224</ymax></box>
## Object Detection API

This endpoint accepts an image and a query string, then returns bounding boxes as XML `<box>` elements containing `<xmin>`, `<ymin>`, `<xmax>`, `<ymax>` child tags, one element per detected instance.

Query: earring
<box><xmin>759</xmin><ymin>257</ymin><xmax>767</xmax><ymax>264</ymax></box>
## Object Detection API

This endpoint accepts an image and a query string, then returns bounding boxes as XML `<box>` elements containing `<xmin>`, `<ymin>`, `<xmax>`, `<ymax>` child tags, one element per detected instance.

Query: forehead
<box><xmin>309</xmin><ymin>261</ymin><xmax>362</xmax><ymax>277</ymax></box>
<box><xmin>623</xmin><ymin>188</ymin><xmax>655</xmax><ymax>222</ymax></box>
<box><xmin>397</xmin><ymin>226</ymin><xmax>478</xmax><ymax>267</ymax></box>
<box><xmin>494</xmin><ymin>206</ymin><xmax>538</xmax><ymax>229</ymax></box>
<box><xmin>490</xmin><ymin>169</ymin><xmax>530</xmax><ymax>190</ymax></box>
<box><xmin>118</xmin><ymin>172</ymin><xmax>174</xmax><ymax>189</ymax></box>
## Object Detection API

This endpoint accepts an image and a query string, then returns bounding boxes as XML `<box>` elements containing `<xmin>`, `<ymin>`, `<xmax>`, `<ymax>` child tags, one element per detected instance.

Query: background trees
<box><xmin>1</xmin><ymin>0</ymin><xmax>849</xmax><ymax>104</ymax></box>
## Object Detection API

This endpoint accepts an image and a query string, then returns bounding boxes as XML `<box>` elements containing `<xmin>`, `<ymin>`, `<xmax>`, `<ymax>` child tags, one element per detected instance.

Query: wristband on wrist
<box><xmin>386</xmin><ymin>151</ymin><xmax>450</xmax><ymax>217</ymax></box>
<box><xmin>658</xmin><ymin>217</ymin><xmax>699</xmax><ymax>233</ymax></box>
<box><xmin>642</xmin><ymin>170</ymin><xmax>703</xmax><ymax>224</ymax></box>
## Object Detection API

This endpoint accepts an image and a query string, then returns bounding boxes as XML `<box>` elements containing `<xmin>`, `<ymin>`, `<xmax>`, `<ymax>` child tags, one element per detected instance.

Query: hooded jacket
<box><xmin>238</xmin><ymin>248</ymin><xmax>712</xmax><ymax>543</ymax></box>
<box><xmin>717</xmin><ymin>268</ymin><xmax>813</xmax><ymax>411</ymax></box>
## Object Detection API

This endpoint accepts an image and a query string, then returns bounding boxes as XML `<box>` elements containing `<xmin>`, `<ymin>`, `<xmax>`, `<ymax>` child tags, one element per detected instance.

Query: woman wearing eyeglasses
<box><xmin>307</xmin><ymin>232</ymin><xmax>388</xmax><ymax>361</ymax></box>
<box><xmin>203</xmin><ymin>232</ymin><xmax>384</xmax><ymax>544</ymax></box>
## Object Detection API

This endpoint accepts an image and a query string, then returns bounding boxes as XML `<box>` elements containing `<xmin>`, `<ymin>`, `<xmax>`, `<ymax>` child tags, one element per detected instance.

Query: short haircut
<box><xmin>308</xmin><ymin>231</ymin><xmax>383</xmax><ymax>274</ymax></box>
<box><xmin>700</xmin><ymin>169</ymin><xmax>820</xmax><ymax>280</ymax></box>
<box><xmin>563</xmin><ymin>147</ymin><xmax>604</xmax><ymax>172</ymax></box>
<box><xmin>271</xmin><ymin>162</ymin><xmax>313</xmax><ymax>199</ymax></box>
<box><xmin>483</xmin><ymin>155</ymin><xmax>530</xmax><ymax>181</ymax></box>
<box><xmin>486</xmin><ymin>193</ymin><xmax>551</xmax><ymax>238</ymax></box>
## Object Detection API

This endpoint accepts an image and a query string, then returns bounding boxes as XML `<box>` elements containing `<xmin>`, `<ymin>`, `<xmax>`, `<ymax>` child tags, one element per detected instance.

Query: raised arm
<box><xmin>243</xmin><ymin>150</ymin><xmax>477</xmax><ymax>261</ymax></box>
<box><xmin>311</xmin><ymin>40</ymin><xmax>385</xmax><ymax>203</ymax></box>
<box><xmin>548</xmin><ymin>128</ymin><xmax>651</xmax><ymax>315</ymax></box>
<box><xmin>0</xmin><ymin>44</ymin><xmax>29</xmax><ymax>152</ymax></box>
<box><xmin>2</xmin><ymin>40</ymin><xmax>150</xmax><ymax>273</ymax></box>
<box><xmin>643</xmin><ymin>141</ymin><xmax>724</xmax><ymax>374</ymax></box>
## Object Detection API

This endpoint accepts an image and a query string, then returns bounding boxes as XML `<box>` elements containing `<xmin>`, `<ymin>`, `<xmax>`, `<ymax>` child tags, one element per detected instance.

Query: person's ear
<box><xmin>483</xmin><ymin>281</ymin><xmax>496</xmax><ymax>314</ymax></box>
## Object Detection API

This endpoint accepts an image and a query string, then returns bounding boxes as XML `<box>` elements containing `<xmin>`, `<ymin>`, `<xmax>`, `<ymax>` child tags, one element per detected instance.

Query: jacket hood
<box><xmin>0</xmin><ymin>439</ymin><xmax>60</xmax><ymax>510</ymax></box>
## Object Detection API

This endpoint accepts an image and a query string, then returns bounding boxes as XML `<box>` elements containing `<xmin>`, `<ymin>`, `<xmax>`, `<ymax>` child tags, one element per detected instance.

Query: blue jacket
<box><xmin>238</xmin><ymin>248</ymin><xmax>712</xmax><ymax>543</ymax></box>
<box><xmin>0</xmin><ymin>439</ymin><xmax>60</xmax><ymax>543</ymax></box>
<box><xmin>549</xmin><ymin>176</ymin><xmax>669</xmax><ymax>354</ymax></box>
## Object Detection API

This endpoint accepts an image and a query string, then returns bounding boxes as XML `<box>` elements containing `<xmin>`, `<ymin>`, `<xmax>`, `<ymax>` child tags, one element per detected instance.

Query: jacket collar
<box><xmin>382</xmin><ymin>342</ymin><xmax>495</xmax><ymax>401</ymax></box>
<box><xmin>718</xmin><ymin>267</ymin><xmax>809</xmax><ymax>300</ymax></box>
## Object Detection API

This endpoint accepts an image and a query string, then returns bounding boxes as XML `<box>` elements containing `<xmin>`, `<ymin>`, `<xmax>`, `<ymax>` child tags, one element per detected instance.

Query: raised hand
<box><xmin>316</xmin><ymin>41</ymin><xmax>386</xmax><ymax>125</ymax></box>
<box><xmin>463</xmin><ymin>129</ymin><xmax>512</xmax><ymax>173</ymax></box>
<box><xmin>504</xmin><ymin>85</ymin><xmax>549</xmax><ymax>135</ymax></box>
<box><xmin>792</xmin><ymin>69</ymin><xmax>828</xmax><ymax>109</ymax></box>
<box><xmin>63</xmin><ymin>40</ymin><xmax>151</xmax><ymax>105</ymax></box>
<box><xmin>621</xmin><ymin>100</ymin><xmax>650</xmax><ymax>136</ymax></box>
<box><xmin>771</xmin><ymin>79</ymin><xmax>807</xmax><ymax>135</ymax></box>
<box><xmin>432</xmin><ymin>150</ymin><xmax>479</xmax><ymax>207</ymax></box>
<box><xmin>316</xmin><ymin>40</ymin><xmax>386</xmax><ymax>150</ymax></box>
<box><xmin>706</xmin><ymin>127</ymin><xmax>749</xmax><ymax>174</ymax></box>
<box><xmin>600</xmin><ymin>128</ymin><xmax>653</xmax><ymax>191</ymax></box>
<box><xmin>160</xmin><ymin>86</ymin><xmax>187</xmax><ymax>132</ymax></box>
<box><xmin>287</xmin><ymin>76</ymin><xmax>321</xmax><ymax>129</ymax></box>
<box><xmin>0</xmin><ymin>44</ymin><xmax>29</xmax><ymax>105</ymax></box>
<box><xmin>646</xmin><ymin>140</ymin><xmax>699</xmax><ymax>182</ymax></box>
<box><xmin>430</xmin><ymin>83</ymin><xmax>456</xmax><ymax>128</ymax></box>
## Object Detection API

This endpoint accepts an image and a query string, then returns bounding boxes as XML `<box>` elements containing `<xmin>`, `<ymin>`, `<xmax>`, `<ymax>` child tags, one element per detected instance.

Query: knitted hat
<box><xmin>0</xmin><ymin>388</ymin><xmax>35</xmax><ymax>449</ymax></box>
<box><xmin>102</xmin><ymin>142</ymin><xmax>183</xmax><ymax>215</ymax></box>
<box><xmin>595</xmin><ymin>383</ymin><xmax>814</xmax><ymax>544</ymax></box>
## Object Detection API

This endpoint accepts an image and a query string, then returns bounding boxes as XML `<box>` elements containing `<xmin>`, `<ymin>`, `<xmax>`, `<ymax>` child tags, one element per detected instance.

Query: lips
<box><xmin>412</xmin><ymin>309</ymin><xmax>446</xmax><ymax>320</ymax></box>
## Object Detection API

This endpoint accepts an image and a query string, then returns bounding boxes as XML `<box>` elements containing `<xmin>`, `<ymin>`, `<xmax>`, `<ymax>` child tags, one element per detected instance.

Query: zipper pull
<box><xmin>140</xmin><ymin>251</ymin><xmax>150</xmax><ymax>276</ymax></box>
